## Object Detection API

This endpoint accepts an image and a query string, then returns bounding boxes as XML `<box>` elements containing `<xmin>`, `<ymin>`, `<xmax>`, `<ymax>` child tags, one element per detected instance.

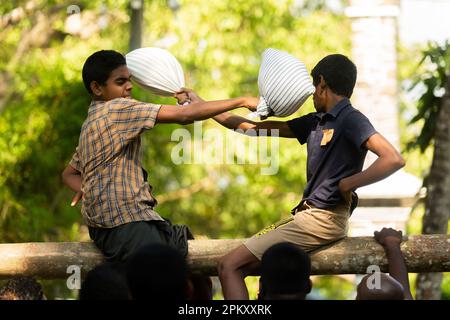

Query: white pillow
<box><xmin>256</xmin><ymin>48</ymin><xmax>315</xmax><ymax>118</ymax></box>
<box><xmin>125</xmin><ymin>47</ymin><xmax>185</xmax><ymax>97</ymax></box>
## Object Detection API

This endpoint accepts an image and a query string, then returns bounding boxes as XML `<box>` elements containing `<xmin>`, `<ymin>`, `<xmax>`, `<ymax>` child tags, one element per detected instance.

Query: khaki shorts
<box><xmin>244</xmin><ymin>202</ymin><xmax>350</xmax><ymax>260</ymax></box>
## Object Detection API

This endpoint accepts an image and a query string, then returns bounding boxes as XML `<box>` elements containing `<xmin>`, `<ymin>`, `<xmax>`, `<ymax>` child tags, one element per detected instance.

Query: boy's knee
<box><xmin>217</xmin><ymin>256</ymin><xmax>228</xmax><ymax>275</ymax></box>
<box><xmin>219</xmin><ymin>253</ymin><xmax>251</xmax><ymax>276</ymax></box>
<box><xmin>218</xmin><ymin>255</ymin><xmax>239</xmax><ymax>276</ymax></box>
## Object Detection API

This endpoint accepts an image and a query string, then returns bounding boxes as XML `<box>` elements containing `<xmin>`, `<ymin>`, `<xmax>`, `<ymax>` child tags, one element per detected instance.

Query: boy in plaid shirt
<box><xmin>62</xmin><ymin>50</ymin><xmax>258</xmax><ymax>298</ymax></box>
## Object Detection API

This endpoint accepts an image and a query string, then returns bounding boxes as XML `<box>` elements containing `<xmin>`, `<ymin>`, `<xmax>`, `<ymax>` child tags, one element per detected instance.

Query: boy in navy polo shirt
<box><xmin>202</xmin><ymin>54</ymin><xmax>406</xmax><ymax>299</ymax></box>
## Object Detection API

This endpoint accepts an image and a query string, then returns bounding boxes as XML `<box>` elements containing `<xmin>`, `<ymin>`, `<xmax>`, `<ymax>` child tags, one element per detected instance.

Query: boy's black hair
<box><xmin>79</xmin><ymin>263</ymin><xmax>130</xmax><ymax>300</ymax></box>
<box><xmin>126</xmin><ymin>243</ymin><xmax>189</xmax><ymax>300</ymax></box>
<box><xmin>82</xmin><ymin>50</ymin><xmax>126</xmax><ymax>94</ymax></box>
<box><xmin>311</xmin><ymin>54</ymin><xmax>357</xmax><ymax>98</ymax></box>
<box><xmin>260</xmin><ymin>242</ymin><xmax>311</xmax><ymax>299</ymax></box>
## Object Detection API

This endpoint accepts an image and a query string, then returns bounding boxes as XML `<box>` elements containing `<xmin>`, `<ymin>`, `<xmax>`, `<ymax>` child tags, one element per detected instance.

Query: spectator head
<box><xmin>259</xmin><ymin>242</ymin><xmax>312</xmax><ymax>300</ymax></box>
<box><xmin>0</xmin><ymin>276</ymin><xmax>45</xmax><ymax>300</ymax></box>
<box><xmin>126</xmin><ymin>244</ymin><xmax>189</xmax><ymax>300</ymax></box>
<box><xmin>187</xmin><ymin>274</ymin><xmax>213</xmax><ymax>300</ymax></box>
<box><xmin>79</xmin><ymin>263</ymin><xmax>130</xmax><ymax>300</ymax></box>
<box><xmin>356</xmin><ymin>272</ymin><xmax>405</xmax><ymax>300</ymax></box>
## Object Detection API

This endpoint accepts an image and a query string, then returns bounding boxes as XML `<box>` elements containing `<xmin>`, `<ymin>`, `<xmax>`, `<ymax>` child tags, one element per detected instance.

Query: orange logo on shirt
<box><xmin>321</xmin><ymin>129</ymin><xmax>334</xmax><ymax>146</ymax></box>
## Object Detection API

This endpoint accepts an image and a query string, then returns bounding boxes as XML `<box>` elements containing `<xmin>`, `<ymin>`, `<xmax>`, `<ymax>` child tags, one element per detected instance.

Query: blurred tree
<box><xmin>129</xmin><ymin>0</ymin><xmax>144</xmax><ymax>50</ymax></box>
<box><xmin>406</xmin><ymin>41</ymin><xmax>450</xmax><ymax>300</ymax></box>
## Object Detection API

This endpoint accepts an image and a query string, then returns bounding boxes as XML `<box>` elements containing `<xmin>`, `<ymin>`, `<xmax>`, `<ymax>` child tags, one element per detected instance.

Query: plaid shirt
<box><xmin>69</xmin><ymin>98</ymin><xmax>164</xmax><ymax>228</ymax></box>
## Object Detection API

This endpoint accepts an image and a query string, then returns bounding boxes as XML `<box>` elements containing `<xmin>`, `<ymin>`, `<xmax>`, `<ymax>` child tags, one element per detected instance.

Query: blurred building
<box><xmin>345</xmin><ymin>0</ymin><xmax>422</xmax><ymax>236</ymax></box>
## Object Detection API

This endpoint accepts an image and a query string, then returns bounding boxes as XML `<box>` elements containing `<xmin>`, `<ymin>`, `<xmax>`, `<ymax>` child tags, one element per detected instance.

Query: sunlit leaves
<box><xmin>406</xmin><ymin>41</ymin><xmax>450</xmax><ymax>153</ymax></box>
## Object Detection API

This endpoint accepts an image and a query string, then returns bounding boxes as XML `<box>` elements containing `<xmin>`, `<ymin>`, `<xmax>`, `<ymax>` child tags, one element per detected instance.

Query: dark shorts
<box><xmin>89</xmin><ymin>220</ymin><xmax>193</xmax><ymax>263</ymax></box>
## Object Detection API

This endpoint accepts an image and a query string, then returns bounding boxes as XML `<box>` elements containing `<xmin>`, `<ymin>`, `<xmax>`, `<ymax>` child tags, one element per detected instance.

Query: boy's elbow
<box><xmin>393</xmin><ymin>154</ymin><xmax>406</xmax><ymax>170</ymax></box>
<box><xmin>61</xmin><ymin>170</ymin><xmax>69</xmax><ymax>186</ymax></box>
<box><xmin>62</xmin><ymin>166</ymin><xmax>79</xmax><ymax>186</ymax></box>
<box><xmin>398</xmin><ymin>157</ymin><xmax>406</xmax><ymax>169</ymax></box>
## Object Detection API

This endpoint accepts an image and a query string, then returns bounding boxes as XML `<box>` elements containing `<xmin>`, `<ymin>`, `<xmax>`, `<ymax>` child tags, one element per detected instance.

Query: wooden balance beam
<box><xmin>0</xmin><ymin>235</ymin><xmax>449</xmax><ymax>279</ymax></box>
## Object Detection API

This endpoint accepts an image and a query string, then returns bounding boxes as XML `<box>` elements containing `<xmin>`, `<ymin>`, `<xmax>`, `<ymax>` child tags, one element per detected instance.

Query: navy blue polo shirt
<box><xmin>286</xmin><ymin>98</ymin><xmax>377</xmax><ymax>210</ymax></box>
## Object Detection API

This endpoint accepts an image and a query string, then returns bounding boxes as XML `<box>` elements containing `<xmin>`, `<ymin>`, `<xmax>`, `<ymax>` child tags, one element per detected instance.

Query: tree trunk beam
<box><xmin>0</xmin><ymin>235</ymin><xmax>448</xmax><ymax>279</ymax></box>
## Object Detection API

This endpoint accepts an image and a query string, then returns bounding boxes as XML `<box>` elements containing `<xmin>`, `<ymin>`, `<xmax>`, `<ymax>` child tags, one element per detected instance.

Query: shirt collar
<box><xmin>89</xmin><ymin>100</ymin><xmax>104</xmax><ymax>108</ymax></box>
<box><xmin>314</xmin><ymin>98</ymin><xmax>351</xmax><ymax>120</ymax></box>
<box><xmin>88</xmin><ymin>100</ymin><xmax>104</xmax><ymax>114</ymax></box>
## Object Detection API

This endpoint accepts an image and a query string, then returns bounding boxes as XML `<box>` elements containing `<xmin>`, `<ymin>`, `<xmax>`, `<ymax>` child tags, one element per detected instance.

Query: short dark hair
<box><xmin>79</xmin><ymin>263</ymin><xmax>130</xmax><ymax>300</ymax></box>
<box><xmin>126</xmin><ymin>244</ymin><xmax>189</xmax><ymax>300</ymax></box>
<box><xmin>82</xmin><ymin>50</ymin><xmax>126</xmax><ymax>94</ymax></box>
<box><xmin>260</xmin><ymin>243</ymin><xmax>311</xmax><ymax>299</ymax></box>
<box><xmin>311</xmin><ymin>54</ymin><xmax>357</xmax><ymax>98</ymax></box>
<box><xmin>0</xmin><ymin>276</ymin><xmax>45</xmax><ymax>300</ymax></box>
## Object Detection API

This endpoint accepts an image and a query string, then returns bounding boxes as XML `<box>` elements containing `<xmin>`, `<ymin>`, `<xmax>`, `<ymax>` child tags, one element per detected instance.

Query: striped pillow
<box><xmin>256</xmin><ymin>48</ymin><xmax>315</xmax><ymax>118</ymax></box>
<box><xmin>125</xmin><ymin>47</ymin><xmax>185</xmax><ymax>97</ymax></box>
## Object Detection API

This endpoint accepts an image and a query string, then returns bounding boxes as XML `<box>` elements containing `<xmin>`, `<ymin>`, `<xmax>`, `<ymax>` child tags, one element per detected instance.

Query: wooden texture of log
<box><xmin>0</xmin><ymin>235</ymin><xmax>448</xmax><ymax>279</ymax></box>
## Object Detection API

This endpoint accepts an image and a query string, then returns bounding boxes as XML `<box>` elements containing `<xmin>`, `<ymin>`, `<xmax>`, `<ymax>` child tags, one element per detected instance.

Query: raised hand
<box><xmin>174</xmin><ymin>88</ymin><xmax>192</xmax><ymax>105</ymax></box>
<box><xmin>374</xmin><ymin>227</ymin><xmax>403</xmax><ymax>248</ymax></box>
<box><xmin>187</xmin><ymin>90</ymin><xmax>205</xmax><ymax>104</ymax></box>
<box><xmin>244</xmin><ymin>97</ymin><xmax>259</xmax><ymax>112</ymax></box>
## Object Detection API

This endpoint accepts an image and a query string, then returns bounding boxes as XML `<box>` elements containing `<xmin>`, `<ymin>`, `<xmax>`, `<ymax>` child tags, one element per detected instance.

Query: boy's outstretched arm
<box><xmin>176</xmin><ymin>88</ymin><xmax>296</xmax><ymax>137</ymax></box>
<box><xmin>339</xmin><ymin>133</ymin><xmax>405</xmax><ymax>194</ymax></box>
<box><xmin>213</xmin><ymin>112</ymin><xmax>296</xmax><ymax>138</ymax></box>
<box><xmin>374</xmin><ymin>228</ymin><xmax>414</xmax><ymax>300</ymax></box>
<box><xmin>156</xmin><ymin>96</ymin><xmax>259</xmax><ymax>125</ymax></box>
